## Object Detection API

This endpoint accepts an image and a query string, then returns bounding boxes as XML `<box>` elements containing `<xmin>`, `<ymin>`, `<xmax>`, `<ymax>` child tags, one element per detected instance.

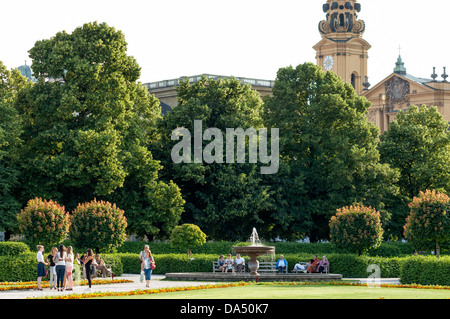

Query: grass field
<box><xmin>98</xmin><ymin>283</ymin><xmax>450</xmax><ymax>299</ymax></box>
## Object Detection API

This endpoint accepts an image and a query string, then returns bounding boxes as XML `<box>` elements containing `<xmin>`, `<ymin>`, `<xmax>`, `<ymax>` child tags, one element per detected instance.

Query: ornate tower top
<box><xmin>318</xmin><ymin>1</ymin><xmax>365</xmax><ymax>38</ymax></box>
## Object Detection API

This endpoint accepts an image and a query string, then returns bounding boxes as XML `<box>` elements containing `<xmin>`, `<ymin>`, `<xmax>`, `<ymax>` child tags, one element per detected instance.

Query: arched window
<box><xmin>351</xmin><ymin>73</ymin><xmax>357</xmax><ymax>89</ymax></box>
<box><xmin>339</xmin><ymin>14</ymin><xmax>345</xmax><ymax>26</ymax></box>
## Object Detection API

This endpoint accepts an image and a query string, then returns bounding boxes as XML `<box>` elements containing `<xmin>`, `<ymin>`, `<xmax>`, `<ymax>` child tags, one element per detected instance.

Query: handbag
<box><xmin>150</xmin><ymin>258</ymin><xmax>156</xmax><ymax>270</ymax></box>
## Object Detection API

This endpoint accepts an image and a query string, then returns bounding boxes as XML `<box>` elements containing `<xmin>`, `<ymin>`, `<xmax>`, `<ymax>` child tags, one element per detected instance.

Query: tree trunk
<box><xmin>436</xmin><ymin>240</ymin><xmax>440</xmax><ymax>258</ymax></box>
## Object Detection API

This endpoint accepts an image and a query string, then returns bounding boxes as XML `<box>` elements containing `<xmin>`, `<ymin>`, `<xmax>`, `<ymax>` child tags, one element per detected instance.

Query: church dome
<box><xmin>17</xmin><ymin>62</ymin><xmax>37</xmax><ymax>82</ymax></box>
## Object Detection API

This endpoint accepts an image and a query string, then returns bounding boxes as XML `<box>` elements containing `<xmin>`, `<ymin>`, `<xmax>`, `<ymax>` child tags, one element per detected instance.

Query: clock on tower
<box><xmin>323</xmin><ymin>55</ymin><xmax>334</xmax><ymax>71</ymax></box>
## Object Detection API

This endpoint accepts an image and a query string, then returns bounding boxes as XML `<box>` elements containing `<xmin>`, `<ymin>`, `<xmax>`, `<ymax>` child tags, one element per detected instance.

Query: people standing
<box><xmin>65</xmin><ymin>246</ymin><xmax>74</xmax><ymax>291</ymax></box>
<box><xmin>46</xmin><ymin>247</ymin><xmax>58</xmax><ymax>290</ymax></box>
<box><xmin>53</xmin><ymin>244</ymin><xmax>66</xmax><ymax>291</ymax></box>
<box><xmin>139</xmin><ymin>244</ymin><xmax>150</xmax><ymax>282</ymax></box>
<box><xmin>36</xmin><ymin>245</ymin><xmax>48</xmax><ymax>291</ymax></box>
<box><xmin>143</xmin><ymin>250</ymin><xmax>154</xmax><ymax>288</ymax></box>
<box><xmin>83</xmin><ymin>249</ymin><xmax>95</xmax><ymax>291</ymax></box>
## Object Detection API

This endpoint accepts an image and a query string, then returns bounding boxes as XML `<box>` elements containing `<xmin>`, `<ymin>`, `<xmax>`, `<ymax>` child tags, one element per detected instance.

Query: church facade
<box><xmin>313</xmin><ymin>0</ymin><xmax>450</xmax><ymax>132</ymax></box>
<box><xmin>145</xmin><ymin>0</ymin><xmax>450</xmax><ymax>132</ymax></box>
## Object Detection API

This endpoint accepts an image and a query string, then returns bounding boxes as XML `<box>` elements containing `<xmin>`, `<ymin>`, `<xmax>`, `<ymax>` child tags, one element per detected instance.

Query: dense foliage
<box><xmin>379</xmin><ymin>105</ymin><xmax>450</xmax><ymax>238</ymax></box>
<box><xmin>155</xmin><ymin>76</ymin><xmax>273</xmax><ymax>240</ymax></box>
<box><xmin>404</xmin><ymin>189</ymin><xmax>450</xmax><ymax>257</ymax></box>
<box><xmin>0</xmin><ymin>62</ymin><xmax>30</xmax><ymax>239</ymax></box>
<box><xmin>69</xmin><ymin>199</ymin><xmax>127</xmax><ymax>252</ymax></box>
<box><xmin>16</xmin><ymin>198</ymin><xmax>70</xmax><ymax>247</ymax></box>
<box><xmin>329</xmin><ymin>204</ymin><xmax>384</xmax><ymax>255</ymax></box>
<box><xmin>170</xmin><ymin>223</ymin><xmax>207</xmax><ymax>256</ymax></box>
<box><xmin>263</xmin><ymin>63</ymin><xmax>399</xmax><ymax>241</ymax></box>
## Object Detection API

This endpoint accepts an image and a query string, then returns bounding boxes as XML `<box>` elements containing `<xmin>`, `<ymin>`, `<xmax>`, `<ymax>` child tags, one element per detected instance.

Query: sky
<box><xmin>1</xmin><ymin>0</ymin><xmax>450</xmax><ymax>87</ymax></box>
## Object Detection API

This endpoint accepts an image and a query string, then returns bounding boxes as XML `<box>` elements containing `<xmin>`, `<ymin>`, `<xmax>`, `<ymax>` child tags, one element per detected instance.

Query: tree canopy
<box><xmin>263</xmin><ymin>63</ymin><xmax>399</xmax><ymax>241</ymax></box>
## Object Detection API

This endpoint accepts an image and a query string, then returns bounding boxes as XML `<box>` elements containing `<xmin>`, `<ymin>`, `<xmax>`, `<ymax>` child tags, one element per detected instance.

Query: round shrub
<box><xmin>329</xmin><ymin>204</ymin><xmax>384</xmax><ymax>255</ymax></box>
<box><xmin>404</xmin><ymin>189</ymin><xmax>450</xmax><ymax>257</ymax></box>
<box><xmin>0</xmin><ymin>241</ymin><xmax>30</xmax><ymax>256</ymax></box>
<box><xmin>170</xmin><ymin>224</ymin><xmax>207</xmax><ymax>256</ymax></box>
<box><xmin>17</xmin><ymin>198</ymin><xmax>70</xmax><ymax>247</ymax></box>
<box><xmin>69</xmin><ymin>199</ymin><xmax>127</xmax><ymax>253</ymax></box>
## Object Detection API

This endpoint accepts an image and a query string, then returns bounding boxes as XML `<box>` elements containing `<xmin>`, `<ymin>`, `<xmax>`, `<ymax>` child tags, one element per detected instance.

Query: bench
<box><xmin>81</xmin><ymin>263</ymin><xmax>114</xmax><ymax>279</ymax></box>
<box><xmin>212</xmin><ymin>261</ymin><xmax>235</xmax><ymax>272</ymax></box>
<box><xmin>291</xmin><ymin>262</ymin><xmax>329</xmax><ymax>274</ymax></box>
<box><xmin>212</xmin><ymin>261</ymin><xmax>288</xmax><ymax>273</ymax></box>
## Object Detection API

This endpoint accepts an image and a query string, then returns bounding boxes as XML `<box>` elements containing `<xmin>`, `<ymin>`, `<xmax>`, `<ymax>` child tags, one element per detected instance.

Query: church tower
<box><xmin>313</xmin><ymin>1</ymin><xmax>371</xmax><ymax>94</ymax></box>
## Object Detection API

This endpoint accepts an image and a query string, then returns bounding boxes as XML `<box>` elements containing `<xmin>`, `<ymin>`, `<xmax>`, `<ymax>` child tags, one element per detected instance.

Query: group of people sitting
<box><xmin>216</xmin><ymin>254</ymin><xmax>246</xmax><ymax>273</ymax></box>
<box><xmin>215</xmin><ymin>254</ymin><xmax>330</xmax><ymax>274</ymax></box>
<box><xmin>292</xmin><ymin>255</ymin><xmax>330</xmax><ymax>273</ymax></box>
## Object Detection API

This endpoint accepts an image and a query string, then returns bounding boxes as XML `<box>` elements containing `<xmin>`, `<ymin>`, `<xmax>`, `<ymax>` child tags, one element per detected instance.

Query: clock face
<box><xmin>324</xmin><ymin>55</ymin><xmax>334</xmax><ymax>71</ymax></box>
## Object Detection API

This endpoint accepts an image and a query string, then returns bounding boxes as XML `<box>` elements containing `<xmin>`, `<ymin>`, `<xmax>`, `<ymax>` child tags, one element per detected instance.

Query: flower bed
<box><xmin>0</xmin><ymin>278</ymin><xmax>132</xmax><ymax>291</ymax></box>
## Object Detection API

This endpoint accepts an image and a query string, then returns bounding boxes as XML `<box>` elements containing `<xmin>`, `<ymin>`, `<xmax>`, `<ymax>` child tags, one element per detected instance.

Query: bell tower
<box><xmin>313</xmin><ymin>1</ymin><xmax>371</xmax><ymax>94</ymax></box>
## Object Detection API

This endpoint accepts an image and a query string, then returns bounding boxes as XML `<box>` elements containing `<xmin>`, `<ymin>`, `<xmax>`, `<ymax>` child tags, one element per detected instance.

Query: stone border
<box><xmin>165</xmin><ymin>272</ymin><xmax>342</xmax><ymax>282</ymax></box>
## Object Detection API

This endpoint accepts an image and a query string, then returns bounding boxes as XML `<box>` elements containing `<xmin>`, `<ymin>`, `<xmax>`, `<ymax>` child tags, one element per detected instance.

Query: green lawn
<box><xmin>99</xmin><ymin>283</ymin><xmax>450</xmax><ymax>299</ymax></box>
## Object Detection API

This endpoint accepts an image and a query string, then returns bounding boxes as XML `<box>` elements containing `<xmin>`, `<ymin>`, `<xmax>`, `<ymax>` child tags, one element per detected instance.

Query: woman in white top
<box><xmin>53</xmin><ymin>244</ymin><xmax>67</xmax><ymax>291</ymax></box>
<box><xmin>36</xmin><ymin>245</ymin><xmax>48</xmax><ymax>291</ymax></box>
<box><xmin>65</xmin><ymin>246</ymin><xmax>74</xmax><ymax>291</ymax></box>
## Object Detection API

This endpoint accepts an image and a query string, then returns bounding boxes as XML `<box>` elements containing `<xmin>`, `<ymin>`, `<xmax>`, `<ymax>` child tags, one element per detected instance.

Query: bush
<box><xmin>69</xmin><ymin>199</ymin><xmax>127</xmax><ymax>253</ymax></box>
<box><xmin>170</xmin><ymin>224</ymin><xmax>207</xmax><ymax>256</ymax></box>
<box><xmin>17</xmin><ymin>198</ymin><xmax>70</xmax><ymax>247</ymax></box>
<box><xmin>0</xmin><ymin>253</ymin><xmax>38</xmax><ymax>282</ymax></box>
<box><xmin>400</xmin><ymin>256</ymin><xmax>450</xmax><ymax>286</ymax></box>
<box><xmin>404</xmin><ymin>190</ymin><xmax>450</xmax><ymax>257</ymax></box>
<box><xmin>329</xmin><ymin>204</ymin><xmax>384</xmax><ymax>255</ymax></box>
<box><xmin>0</xmin><ymin>241</ymin><xmax>30</xmax><ymax>256</ymax></box>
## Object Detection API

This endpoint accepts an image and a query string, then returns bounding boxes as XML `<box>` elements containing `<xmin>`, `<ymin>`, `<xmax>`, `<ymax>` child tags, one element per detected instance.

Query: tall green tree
<box><xmin>379</xmin><ymin>105</ymin><xmax>450</xmax><ymax>197</ymax></box>
<box><xmin>15</xmin><ymin>22</ymin><xmax>184</xmax><ymax>239</ymax></box>
<box><xmin>379</xmin><ymin>105</ymin><xmax>450</xmax><ymax>238</ymax></box>
<box><xmin>0</xmin><ymin>61</ymin><xmax>31</xmax><ymax>239</ymax></box>
<box><xmin>263</xmin><ymin>63</ymin><xmax>399</xmax><ymax>241</ymax></box>
<box><xmin>156</xmin><ymin>76</ymin><xmax>274</xmax><ymax>241</ymax></box>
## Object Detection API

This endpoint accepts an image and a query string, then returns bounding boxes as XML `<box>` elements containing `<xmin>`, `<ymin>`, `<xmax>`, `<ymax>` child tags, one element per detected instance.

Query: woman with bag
<box><xmin>143</xmin><ymin>250</ymin><xmax>155</xmax><ymax>288</ymax></box>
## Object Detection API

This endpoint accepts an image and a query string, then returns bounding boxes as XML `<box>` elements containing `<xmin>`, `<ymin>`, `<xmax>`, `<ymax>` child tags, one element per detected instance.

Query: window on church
<box><xmin>339</xmin><ymin>14</ymin><xmax>345</xmax><ymax>26</ymax></box>
<box><xmin>351</xmin><ymin>73</ymin><xmax>356</xmax><ymax>89</ymax></box>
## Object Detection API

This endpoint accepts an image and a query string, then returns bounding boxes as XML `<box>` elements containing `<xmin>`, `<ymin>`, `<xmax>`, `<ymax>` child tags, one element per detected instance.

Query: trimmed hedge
<box><xmin>0</xmin><ymin>253</ymin><xmax>124</xmax><ymax>282</ymax></box>
<box><xmin>0</xmin><ymin>253</ymin><xmax>37</xmax><ymax>282</ymax></box>
<box><xmin>1</xmin><ymin>252</ymin><xmax>449</xmax><ymax>286</ymax></box>
<box><xmin>116</xmin><ymin>241</ymin><xmax>418</xmax><ymax>257</ymax></box>
<box><xmin>400</xmin><ymin>256</ymin><xmax>450</xmax><ymax>286</ymax></box>
<box><xmin>0</xmin><ymin>241</ymin><xmax>30</xmax><ymax>256</ymax></box>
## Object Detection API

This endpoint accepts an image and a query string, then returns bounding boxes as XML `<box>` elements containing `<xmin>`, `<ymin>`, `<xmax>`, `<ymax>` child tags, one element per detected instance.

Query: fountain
<box><xmin>232</xmin><ymin>228</ymin><xmax>275</xmax><ymax>276</ymax></box>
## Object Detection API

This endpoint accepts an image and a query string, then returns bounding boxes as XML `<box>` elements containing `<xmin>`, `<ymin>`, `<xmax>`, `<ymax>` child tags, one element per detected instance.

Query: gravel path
<box><xmin>0</xmin><ymin>274</ymin><xmax>223</xmax><ymax>299</ymax></box>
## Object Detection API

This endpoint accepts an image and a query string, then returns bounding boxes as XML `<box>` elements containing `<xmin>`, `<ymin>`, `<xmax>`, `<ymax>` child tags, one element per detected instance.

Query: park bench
<box><xmin>81</xmin><ymin>263</ymin><xmax>114</xmax><ymax>279</ymax></box>
<box><xmin>212</xmin><ymin>260</ymin><xmax>288</xmax><ymax>273</ymax></box>
<box><xmin>291</xmin><ymin>261</ymin><xmax>329</xmax><ymax>274</ymax></box>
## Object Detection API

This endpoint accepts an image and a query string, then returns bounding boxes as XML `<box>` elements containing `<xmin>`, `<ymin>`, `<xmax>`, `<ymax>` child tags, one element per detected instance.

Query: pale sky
<box><xmin>1</xmin><ymin>0</ymin><xmax>449</xmax><ymax>87</ymax></box>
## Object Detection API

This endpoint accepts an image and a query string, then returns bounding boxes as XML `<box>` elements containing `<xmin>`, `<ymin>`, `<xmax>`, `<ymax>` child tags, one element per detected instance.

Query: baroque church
<box><xmin>313</xmin><ymin>0</ymin><xmax>450</xmax><ymax>132</ymax></box>
<box><xmin>16</xmin><ymin>1</ymin><xmax>450</xmax><ymax>132</ymax></box>
<box><xmin>143</xmin><ymin>0</ymin><xmax>450</xmax><ymax>132</ymax></box>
